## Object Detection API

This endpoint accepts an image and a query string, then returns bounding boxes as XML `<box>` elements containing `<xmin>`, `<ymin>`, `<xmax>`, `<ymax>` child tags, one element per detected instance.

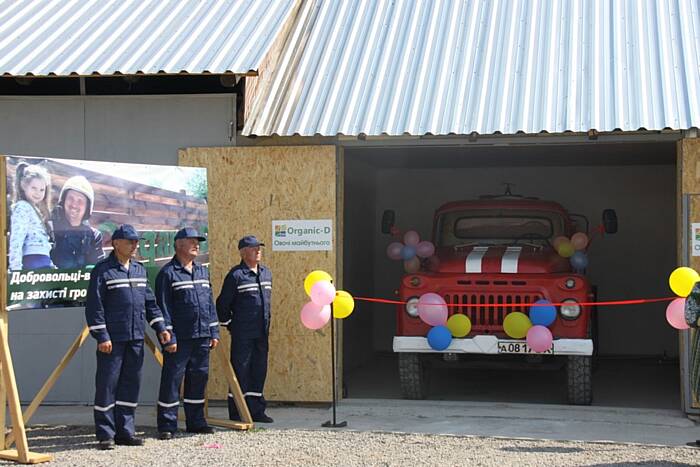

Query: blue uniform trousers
<box><xmin>157</xmin><ymin>338</ymin><xmax>210</xmax><ymax>432</ymax></box>
<box><xmin>227</xmin><ymin>335</ymin><xmax>268</xmax><ymax>420</ymax></box>
<box><xmin>94</xmin><ymin>340</ymin><xmax>144</xmax><ymax>441</ymax></box>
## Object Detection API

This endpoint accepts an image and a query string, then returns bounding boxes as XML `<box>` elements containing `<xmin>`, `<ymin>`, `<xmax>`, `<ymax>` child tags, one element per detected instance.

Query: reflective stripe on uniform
<box><xmin>158</xmin><ymin>400</ymin><xmax>179</xmax><ymax>408</ymax></box>
<box><xmin>172</xmin><ymin>281</ymin><xmax>194</xmax><ymax>287</ymax></box>
<box><xmin>237</xmin><ymin>283</ymin><xmax>258</xmax><ymax>291</ymax></box>
<box><xmin>89</xmin><ymin>324</ymin><xmax>106</xmax><ymax>331</ymax></box>
<box><xmin>115</xmin><ymin>400</ymin><xmax>138</xmax><ymax>408</ymax></box>
<box><xmin>94</xmin><ymin>403</ymin><xmax>115</xmax><ymax>412</ymax></box>
<box><xmin>183</xmin><ymin>398</ymin><xmax>205</xmax><ymax>404</ymax></box>
<box><xmin>149</xmin><ymin>317</ymin><xmax>164</xmax><ymax>326</ymax></box>
<box><xmin>107</xmin><ymin>283</ymin><xmax>130</xmax><ymax>290</ymax></box>
<box><xmin>243</xmin><ymin>392</ymin><xmax>262</xmax><ymax>397</ymax></box>
<box><xmin>209</xmin><ymin>322</ymin><xmax>219</xmax><ymax>327</ymax></box>
<box><xmin>220</xmin><ymin>320</ymin><xmax>231</xmax><ymax>325</ymax></box>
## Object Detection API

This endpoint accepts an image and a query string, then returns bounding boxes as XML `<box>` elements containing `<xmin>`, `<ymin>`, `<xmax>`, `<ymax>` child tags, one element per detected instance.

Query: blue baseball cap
<box><xmin>175</xmin><ymin>227</ymin><xmax>206</xmax><ymax>242</ymax></box>
<box><xmin>112</xmin><ymin>224</ymin><xmax>141</xmax><ymax>241</ymax></box>
<box><xmin>238</xmin><ymin>235</ymin><xmax>264</xmax><ymax>250</ymax></box>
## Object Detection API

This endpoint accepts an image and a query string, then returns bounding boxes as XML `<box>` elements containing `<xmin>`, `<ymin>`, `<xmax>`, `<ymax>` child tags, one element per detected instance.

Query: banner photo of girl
<box><xmin>5</xmin><ymin>155</ymin><xmax>209</xmax><ymax>310</ymax></box>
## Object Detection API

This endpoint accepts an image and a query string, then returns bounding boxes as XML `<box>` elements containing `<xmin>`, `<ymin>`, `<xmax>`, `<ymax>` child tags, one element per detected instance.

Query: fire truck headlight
<box><xmin>559</xmin><ymin>299</ymin><xmax>581</xmax><ymax>320</ymax></box>
<box><xmin>565</xmin><ymin>278</ymin><xmax>576</xmax><ymax>289</ymax></box>
<box><xmin>405</xmin><ymin>296</ymin><xmax>420</xmax><ymax>318</ymax></box>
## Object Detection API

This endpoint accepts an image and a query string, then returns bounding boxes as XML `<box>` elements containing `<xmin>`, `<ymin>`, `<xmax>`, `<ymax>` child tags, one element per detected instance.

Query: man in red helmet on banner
<box><xmin>49</xmin><ymin>175</ymin><xmax>105</xmax><ymax>268</ymax></box>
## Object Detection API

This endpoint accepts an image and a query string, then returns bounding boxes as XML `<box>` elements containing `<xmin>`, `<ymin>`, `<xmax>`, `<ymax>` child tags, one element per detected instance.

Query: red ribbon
<box><xmin>352</xmin><ymin>296</ymin><xmax>677</xmax><ymax>308</ymax></box>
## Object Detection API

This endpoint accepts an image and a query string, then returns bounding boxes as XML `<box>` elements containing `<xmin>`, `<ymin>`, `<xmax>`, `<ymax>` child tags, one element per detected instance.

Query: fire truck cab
<box><xmin>385</xmin><ymin>191</ymin><xmax>617</xmax><ymax>405</ymax></box>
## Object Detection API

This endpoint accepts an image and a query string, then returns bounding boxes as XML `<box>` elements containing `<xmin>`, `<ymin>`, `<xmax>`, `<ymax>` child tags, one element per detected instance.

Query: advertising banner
<box><xmin>5</xmin><ymin>155</ymin><xmax>208</xmax><ymax>310</ymax></box>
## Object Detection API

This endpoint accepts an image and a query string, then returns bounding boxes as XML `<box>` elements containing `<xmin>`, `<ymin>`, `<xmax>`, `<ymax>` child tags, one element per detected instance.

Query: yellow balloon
<box><xmin>304</xmin><ymin>270</ymin><xmax>333</xmax><ymax>296</ymax></box>
<box><xmin>446</xmin><ymin>314</ymin><xmax>471</xmax><ymax>337</ymax></box>
<box><xmin>503</xmin><ymin>312</ymin><xmax>532</xmax><ymax>339</ymax></box>
<box><xmin>669</xmin><ymin>267</ymin><xmax>700</xmax><ymax>297</ymax></box>
<box><xmin>557</xmin><ymin>242</ymin><xmax>575</xmax><ymax>258</ymax></box>
<box><xmin>333</xmin><ymin>290</ymin><xmax>355</xmax><ymax>319</ymax></box>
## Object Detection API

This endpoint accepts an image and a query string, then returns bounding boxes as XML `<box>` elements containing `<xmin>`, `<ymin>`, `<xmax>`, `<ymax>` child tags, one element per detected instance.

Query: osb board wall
<box><xmin>679</xmin><ymin>139</ymin><xmax>700</xmax><ymax>409</ymax></box>
<box><xmin>179</xmin><ymin>146</ymin><xmax>337</xmax><ymax>402</ymax></box>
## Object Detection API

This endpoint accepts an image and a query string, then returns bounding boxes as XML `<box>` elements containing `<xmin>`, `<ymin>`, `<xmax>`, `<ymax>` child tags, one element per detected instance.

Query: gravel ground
<box><xmin>2</xmin><ymin>425</ymin><xmax>699</xmax><ymax>466</ymax></box>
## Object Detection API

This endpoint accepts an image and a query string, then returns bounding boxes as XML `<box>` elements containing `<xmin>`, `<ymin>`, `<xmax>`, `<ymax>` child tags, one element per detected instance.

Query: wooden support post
<box><xmin>0</xmin><ymin>313</ymin><xmax>51</xmax><ymax>464</ymax></box>
<box><xmin>5</xmin><ymin>327</ymin><xmax>89</xmax><ymax>449</ymax></box>
<box><xmin>206</xmin><ymin>343</ymin><xmax>253</xmax><ymax>430</ymax></box>
<box><xmin>143</xmin><ymin>333</ymin><xmax>163</xmax><ymax>367</ymax></box>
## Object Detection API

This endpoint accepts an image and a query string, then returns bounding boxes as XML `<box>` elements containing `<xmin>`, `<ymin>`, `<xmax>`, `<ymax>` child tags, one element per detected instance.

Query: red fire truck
<box><xmin>383</xmin><ymin>189</ymin><xmax>617</xmax><ymax>405</ymax></box>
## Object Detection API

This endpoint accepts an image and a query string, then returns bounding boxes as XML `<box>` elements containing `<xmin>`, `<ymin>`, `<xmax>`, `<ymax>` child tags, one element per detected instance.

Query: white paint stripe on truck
<box><xmin>465</xmin><ymin>246</ymin><xmax>489</xmax><ymax>273</ymax></box>
<box><xmin>501</xmin><ymin>246</ymin><xmax>522</xmax><ymax>273</ymax></box>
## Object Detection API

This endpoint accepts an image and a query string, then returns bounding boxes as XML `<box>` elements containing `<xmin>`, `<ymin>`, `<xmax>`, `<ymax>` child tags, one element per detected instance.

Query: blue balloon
<box><xmin>401</xmin><ymin>244</ymin><xmax>417</xmax><ymax>260</ymax></box>
<box><xmin>530</xmin><ymin>299</ymin><xmax>556</xmax><ymax>326</ymax></box>
<box><xmin>570</xmin><ymin>251</ymin><xmax>589</xmax><ymax>270</ymax></box>
<box><xmin>427</xmin><ymin>325</ymin><xmax>452</xmax><ymax>351</ymax></box>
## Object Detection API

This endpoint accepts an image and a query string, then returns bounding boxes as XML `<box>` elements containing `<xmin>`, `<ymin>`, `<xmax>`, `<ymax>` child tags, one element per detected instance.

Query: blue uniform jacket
<box><xmin>216</xmin><ymin>261</ymin><xmax>272</xmax><ymax>338</ymax></box>
<box><xmin>85</xmin><ymin>253</ymin><xmax>167</xmax><ymax>343</ymax></box>
<box><xmin>155</xmin><ymin>256</ymin><xmax>220</xmax><ymax>345</ymax></box>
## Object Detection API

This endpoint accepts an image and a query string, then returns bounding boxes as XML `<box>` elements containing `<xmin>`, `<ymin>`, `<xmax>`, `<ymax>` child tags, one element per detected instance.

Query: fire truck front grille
<box><xmin>444</xmin><ymin>292</ymin><xmax>544</xmax><ymax>329</ymax></box>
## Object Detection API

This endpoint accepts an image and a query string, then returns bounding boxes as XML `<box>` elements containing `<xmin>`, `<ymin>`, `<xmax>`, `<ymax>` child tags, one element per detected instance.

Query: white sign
<box><xmin>693</xmin><ymin>223</ymin><xmax>700</xmax><ymax>256</ymax></box>
<box><xmin>272</xmin><ymin>219</ymin><xmax>333</xmax><ymax>251</ymax></box>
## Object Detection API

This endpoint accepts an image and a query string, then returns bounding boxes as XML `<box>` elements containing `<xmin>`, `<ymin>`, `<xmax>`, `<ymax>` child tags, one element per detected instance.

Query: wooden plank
<box><xmin>5</xmin><ymin>327</ymin><xmax>89</xmax><ymax>449</ymax></box>
<box><xmin>213</xmin><ymin>343</ymin><xmax>253</xmax><ymax>424</ymax></box>
<box><xmin>0</xmin><ymin>450</ymin><xmax>52</xmax><ymax>464</ymax></box>
<box><xmin>205</xmin><ymin>418</ymin><xmax>253</xmax><ymax>431</ymax></box>
<box><xmin>144</xmin><ymin>334</ymin><xmax>163</xmax><ymax>367</ymax></box>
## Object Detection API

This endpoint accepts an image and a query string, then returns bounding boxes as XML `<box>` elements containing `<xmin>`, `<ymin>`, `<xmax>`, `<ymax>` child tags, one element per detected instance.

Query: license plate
<box><xmin>497</xmin><ymin>340</ymin><xmax>554</xmax><ymax>354</ymax></box>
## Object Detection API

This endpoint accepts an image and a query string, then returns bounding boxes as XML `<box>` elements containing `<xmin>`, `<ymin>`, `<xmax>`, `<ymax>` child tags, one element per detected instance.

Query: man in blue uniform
<box><xmin>156</xmin><ymin>227</ymin><xmax>220</xmax><ymax>440</ymax></box>
<box><xmin>216</xmin><ymin>235</ymin><xmax>273</xmax><ymax>423</ymax></box>
<box><xmin>85</xmin><ymin>224</ymin><xmax>171</xmax><ymax>450</ymax></box>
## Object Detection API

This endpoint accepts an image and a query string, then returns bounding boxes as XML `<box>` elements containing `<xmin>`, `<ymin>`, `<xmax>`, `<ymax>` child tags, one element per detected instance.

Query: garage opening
<box><xmin>342</xmin><ymin>140</ymin><xmax>679</xmax><ymax>409</ymax></box>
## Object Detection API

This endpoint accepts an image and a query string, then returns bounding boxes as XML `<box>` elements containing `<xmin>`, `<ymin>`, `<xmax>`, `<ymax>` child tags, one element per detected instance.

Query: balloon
<box><xmin>669</xmin><ymin>267</ymin><xmax>700</xmax><ymax>297</ymax></box>
<box><xmin>527</xmin><ymin>325</ymin><xmax>554</xmax><ymax>352</ymax></box>
<box><xmin>529</xmin><ymin>299</ymin><xmax>556</xmax><ymax>326</ymax></box>
<box><xmin>404</xmin><ymin>230</ymin><xmax>420</xmax><ymax>246</ymax></box>
<box><xmin>557</xmin><ymin>241</ymin><xmax>575</xmax><ymax>258</ymax></box>
<box><xmin>401</xmin><ymin>244</ymin><xmax>417</xmax><ymax>260</ymax></box>
<box><xmin>503</xmin><ymin>312</ymin><xmax>532</xmax><ymax>339</ymax></box>
<box><xmin>416</xmin><ymin>241</ymin><xmax>435</xmax><ymax>258</ymax></box>
<box><xmin>553</xmin><ymin>236</ymin><xmax>570</xmax><ymax>250</ymax></box>
<box><xmin>300</xmin><ymin>302</ymin><xmax>331</xmax><ymax>330</ymax></box>
<box><xmin>446</xmin><ymin>314</ymin><xmax>471</xmax><ymax>337</ymax></box>
<box><xmin>404</xmin><ymin>256</ymin><xmax>421</xmax><ymax>273</ymax></box>
<box><xmin>386</xmin><ymin>242</ymin><xmax>404</xmax><ymax>260</ymax></box>
<box><xmin>425</xmin><ymin>255</ymin><xmax>441</xmax><ymax>272</ymax></box>
<box><xmin>417</xmin><ymin>293</ymin><xmax>448</xmax><ymax>326</ymax></box>
<box><xmin>333</xmin><ymin>290</ymin><xmax>355</xmax><ymax>319</ymax></box>
<box><xmin>427</xmin><ymin>325</ymin><xmax>452</xmax><ymax>351</ymax></box>
<box><xmin>666</xmin><ymin>298</ymin><xmax>690</xmax><ymax>330</ymax></box>
<box><xmin>310</xmin><ymin>280</ymin><xmax>336</xmax><ymax>306</ymax></box>
<box><xmin>304</xmin><ymin>270</ymin><xmax>333</xmax><ymax>296</ymax></box>
<box><xmin>571</xmin><ymin>232</ymin><xmax>589</xmax><ymax>250</ymax></box>
<box><xmin>570</xmin><ymin>251</ymin><xmax>589</xmax><ymax>270</ymax></box>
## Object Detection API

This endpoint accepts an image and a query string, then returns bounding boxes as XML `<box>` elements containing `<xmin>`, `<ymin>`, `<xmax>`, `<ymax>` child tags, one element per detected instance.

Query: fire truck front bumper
<box><xmin>393</xmin><ymin>336</ymin><xmax>593</xmax><ymax>356</ymax></box>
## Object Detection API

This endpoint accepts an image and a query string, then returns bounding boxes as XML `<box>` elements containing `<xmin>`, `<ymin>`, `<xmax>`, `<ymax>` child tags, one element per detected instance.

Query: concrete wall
<box><xmin>345</xmin><ymin>151</ymin><xmax>677</xmax><ymax>358</ymax></box>
<box><xmin>0</xmin><ymin>94</ymin><xmax>235</xmax><ymax>402</ymax></box>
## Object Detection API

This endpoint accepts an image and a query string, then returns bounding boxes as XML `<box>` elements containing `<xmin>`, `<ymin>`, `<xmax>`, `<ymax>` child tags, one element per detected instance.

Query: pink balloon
<box><xmin>417</xmin><ymin>293</ymin><xmax>448</xmax><ymax>326</ymax></box>
<box><xmin>416</xmin><ymin>241</ymin><xmax>435</xmax><ymax>258</ymax></box>
<box><xmin>386</xmin><ymin>242</ymin><xmax>404</xmax><ymax>260</ymax></box>
<box><xmin>666</xmin><ymin>298</ymin><xmax>690</xmax><ymax>330</ymax></box>
<box><xmin>553</xmin><ymin>236</ymin><xmax>569</xmax><ymax>250</ymax></box>
<box><xmin>404</xmin><ymin>256</ymin><xmax>420</xmax><ymax>273</ymax></box>
<box><xmin>526</xmin><ymin>325</ymin><xmax>553</xmax><ymax>353</ymax></box>
<box><xmin>300</xmin><ymin>302</ymin><xmax>331</xmax><ymax>330</ymax></box>
<box><xmin>403</xmin><ymin>230</ymin><xmax>420</xmax><ymax>246</ymax></box>
<box><xmin>571</xmin><ymin>232</ymin><xmax>589</xmax><ymax>250</ymax></box>
<box><xmin>310</xmin><ymin>280</ymin><xmax>336</xmax><ymax>306</ymax></box>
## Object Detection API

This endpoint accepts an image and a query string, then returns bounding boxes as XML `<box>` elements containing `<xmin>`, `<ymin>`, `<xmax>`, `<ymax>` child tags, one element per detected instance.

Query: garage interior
<box><xmin>342</xmin><ymin>139</ymin><xmax>680</xmax><ymax>409</ymax></box>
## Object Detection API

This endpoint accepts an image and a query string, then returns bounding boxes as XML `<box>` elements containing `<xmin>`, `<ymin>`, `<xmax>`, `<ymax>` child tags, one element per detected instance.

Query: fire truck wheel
<box><xmin>567</xmin><ymin>355</ymin><xmax>593</xmax><ymax>405</ymax></box>
<box><xmin>398</xmin><ymin>353</ymin><xmax>427</xmax><ymax>399</ymax></box>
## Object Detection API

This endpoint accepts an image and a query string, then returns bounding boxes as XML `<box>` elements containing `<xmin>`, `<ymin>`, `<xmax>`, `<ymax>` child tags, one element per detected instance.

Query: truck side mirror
<box><xmin>381</xmin><ymin>210</ymin><xmax>395</xmax><ymax>235</ymax></box>
<box><xmin>602</xmin><ymin>209</ymin><xmax>618</xmax><ymax>234</ymax></box>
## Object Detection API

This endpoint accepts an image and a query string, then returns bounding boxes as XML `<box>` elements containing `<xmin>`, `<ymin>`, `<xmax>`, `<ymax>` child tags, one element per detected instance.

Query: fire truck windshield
<box><xmin>436</xmin><ymin>209</ymin><xmax>566</xmax><ymax>247</ymax></box>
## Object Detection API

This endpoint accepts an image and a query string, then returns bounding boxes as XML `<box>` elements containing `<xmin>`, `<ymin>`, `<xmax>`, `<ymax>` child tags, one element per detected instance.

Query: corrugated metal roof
<box><xmin>243</xmin><ymin>0</ymin><xmax>700</xmax><ymax>137</ymax></box>
<box><xmin>0</xmin><ymin>0</ymin><xmax>297</xmax><ymax>77</ymax></box>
